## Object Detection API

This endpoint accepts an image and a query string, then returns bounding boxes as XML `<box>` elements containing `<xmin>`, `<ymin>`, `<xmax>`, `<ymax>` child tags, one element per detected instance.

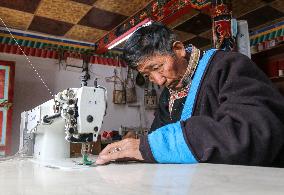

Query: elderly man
<box><xmin>96</xmin><ymin>22</ymin><xmax>284</xmax><ymax>167</ymax></box>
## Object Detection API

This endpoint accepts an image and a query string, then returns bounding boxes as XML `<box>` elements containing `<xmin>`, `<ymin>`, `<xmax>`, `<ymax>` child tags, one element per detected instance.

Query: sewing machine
<box><xmin>20</xmin><ymin>86</ymin><xmax>107</xmax><ymax>164</ymax></box>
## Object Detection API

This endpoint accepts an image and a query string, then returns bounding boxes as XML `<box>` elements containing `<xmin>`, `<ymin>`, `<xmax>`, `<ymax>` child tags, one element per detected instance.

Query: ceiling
<box><xmin>0</xmin><ymin>0</ymin><xmax>152</xmax><ymax>43</ymax></box>
<box><xmin>0</xmin><ymin>0</ymin><xmax>284</xmax><ymax>49</ymax></box>
<box><xmin>170</xmin><ymin>0</ymin><xmax>284</xmax><ymax>49</ymax></box>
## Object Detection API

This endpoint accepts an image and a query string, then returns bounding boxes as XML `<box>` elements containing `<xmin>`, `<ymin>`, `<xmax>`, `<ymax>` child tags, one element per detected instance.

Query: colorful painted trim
<box><xmin>0</xmin><ymin>37</ymin><xmax>126</xmax><ymax>67</ymax></box>
<box><xmin>147</xmin><ymin>49</ymin><xmax>216</xmax><ymax>163</ymax></box>
<box><xmin>0</xmin><ymin>28</ymin><xmax>96</xmax><ymax>49</ymax></box>
<box><xmin>0</xmin><ymin>28</ymin><xmax>127</xmax><ymax>66</ymax></box>
<box><xmin>0</xmin><ymin>60</ymin><xmax>14</xmax><ymax>155</ymax></box>
<box><xmin>0</xmin><ymin>33</ymin><xmax>94</xmax><ymax>53</ymax></box>
<box><xmin>0</xmin><ymin>108</ymin><xmax>7</xmax><ymax>146</ymax></box>
<box><xmin>0</xmin><ymin>43</ymin><xmax>127</xmax><ymax>67</ymax></box>
<box><xmin>250</xmin><ymin>21</ymin><xmax>284</xmax><ymax>46</ymax></box>
<box><xmin>250</xmin><ymin>20</ymin><xmax>284</xmax><ymax>37</ymax></box>
<box><xmin>96</xmin><ymin>0</ymin><xmax>211</xmax><ymax>53</ymax></box>
<box><xmin>0</xmin><ymin>65</ymin><xmax>10</xmax><ymax>146</ymax></box>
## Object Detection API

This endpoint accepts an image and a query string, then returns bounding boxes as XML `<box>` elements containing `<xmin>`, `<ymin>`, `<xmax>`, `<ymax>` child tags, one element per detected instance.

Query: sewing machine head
<box><xmin>21</xmin><ymin>86</ymin><xmax>107</xmax><ymax>162</ymax></box>
<box><xmin>54</xmin><ymin>86</ymin><xmax>107</xmax><ymax>143</ymax></box>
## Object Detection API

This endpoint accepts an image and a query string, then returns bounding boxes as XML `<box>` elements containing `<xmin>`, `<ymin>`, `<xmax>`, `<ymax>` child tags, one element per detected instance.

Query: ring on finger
<box><xmin>110</xmin><ymin>147</ymin><xmax>122</xmax><ymax>153</ymax></box>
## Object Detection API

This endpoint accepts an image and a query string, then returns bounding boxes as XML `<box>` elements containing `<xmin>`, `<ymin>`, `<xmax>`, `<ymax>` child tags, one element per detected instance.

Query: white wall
<box><xmin>0</xmin><ymin>53</ymin><xmax>158</xmax><ymax>154</ymax></box>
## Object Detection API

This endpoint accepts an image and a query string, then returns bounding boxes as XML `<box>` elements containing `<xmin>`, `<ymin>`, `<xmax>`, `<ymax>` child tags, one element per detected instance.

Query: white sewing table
<box><xmin>0</xmin><ymin>158</ymin><xmax>283</xmax><ymax>195</ymax></box>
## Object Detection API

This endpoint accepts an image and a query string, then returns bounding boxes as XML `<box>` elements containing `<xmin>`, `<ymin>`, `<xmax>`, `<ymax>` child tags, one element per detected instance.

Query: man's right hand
<box><xmin>96</xmin><ymin>138</ymin><xmax>143</xmax><ymax>165</ymax></box>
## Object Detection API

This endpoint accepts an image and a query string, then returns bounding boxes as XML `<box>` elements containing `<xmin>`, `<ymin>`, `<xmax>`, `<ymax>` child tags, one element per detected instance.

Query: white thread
<box><xmin>0</xmin><ymin>17</ymin><xmax>54</xmax><ymax>97</ymax></box>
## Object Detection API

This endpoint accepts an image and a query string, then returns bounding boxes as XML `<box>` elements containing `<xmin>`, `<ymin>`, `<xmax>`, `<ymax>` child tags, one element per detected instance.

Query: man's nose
<box><xmin>150</xmin><ymin>72</ymin><xmax>166</xmax><ymax>86</ymax></box>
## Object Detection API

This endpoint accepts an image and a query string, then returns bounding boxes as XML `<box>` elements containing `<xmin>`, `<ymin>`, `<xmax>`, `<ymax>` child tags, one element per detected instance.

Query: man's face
<box><xmin>137</xmin><ymin>51</ymin><xmax>187</xmax><ymax>90</ymax></box>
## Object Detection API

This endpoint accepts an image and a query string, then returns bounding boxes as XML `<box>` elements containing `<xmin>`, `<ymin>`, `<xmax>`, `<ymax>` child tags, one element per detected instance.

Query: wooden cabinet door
<box><xmin>0</xmin><ymin>60</ymin><xmax>15</xmax><ymax>156</ymax></box>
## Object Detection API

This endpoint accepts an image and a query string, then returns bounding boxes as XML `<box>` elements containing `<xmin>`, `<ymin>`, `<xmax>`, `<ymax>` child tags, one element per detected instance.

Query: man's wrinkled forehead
<box><xmin>137</xmin><ymin>58</ymin><xmax>152</xmax><ymax>72</ymax></box>
<box><xmin>137</xmin><ymin>54</ymin><xmax>161</xmax><ymax>71</ymax></box>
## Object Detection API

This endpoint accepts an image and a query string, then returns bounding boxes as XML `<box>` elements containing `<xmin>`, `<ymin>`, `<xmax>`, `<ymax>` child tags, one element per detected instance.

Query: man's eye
<box><xmin>152</xmin><ymin>65</ymin><xmax>161</xmax><ymax>71</ymax></box>
<box><xmin>143</xmin><ymin>73</ymin><xmax>149</xmax><ymax>78</ymax></box>
<box><xmin>153</xmin><ymin>67</ymin><xmax>159</xmax><ymax>70</ymax></box>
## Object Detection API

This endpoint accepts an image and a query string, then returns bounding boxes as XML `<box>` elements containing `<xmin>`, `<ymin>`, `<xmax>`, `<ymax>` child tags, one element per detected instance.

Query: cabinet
<box><xmin>251</xmin><ymin>43</ymin><xmax>284</xmax><ymax>95</ymax></box>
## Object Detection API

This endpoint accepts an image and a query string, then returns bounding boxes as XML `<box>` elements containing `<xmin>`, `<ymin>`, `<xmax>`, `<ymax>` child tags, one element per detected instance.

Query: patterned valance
<box><xmin>250</xmin><ymin>21</ymin><xmax>284</xmax><ymax>46</ymax></box>
<box><xmin>0</xmin><ymin>29</ymin><xmax>125</xmax><ymax>66</ymax></box>
<box><xmin>0</xmin><ymin>29</ymin><xmax>95</xmax><ymax>53</ymax></box>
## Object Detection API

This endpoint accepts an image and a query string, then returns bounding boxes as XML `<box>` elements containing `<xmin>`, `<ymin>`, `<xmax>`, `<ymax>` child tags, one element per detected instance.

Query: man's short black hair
<box><xmin>123</xmin><ymin>22</ymin><xmax>177</xmax><ymax>69</ymax></box>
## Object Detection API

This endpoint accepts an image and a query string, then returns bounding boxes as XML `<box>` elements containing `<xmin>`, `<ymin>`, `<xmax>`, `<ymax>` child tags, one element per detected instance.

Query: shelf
<box><xmin>270</xmin><ymin>76</ymin><xmax>284</xmax><ymax>83</ymax></box>
<box><xmin>252</xmin><ymin>42</ymin><xmax>284</xmax><ymax>60</ymax></box>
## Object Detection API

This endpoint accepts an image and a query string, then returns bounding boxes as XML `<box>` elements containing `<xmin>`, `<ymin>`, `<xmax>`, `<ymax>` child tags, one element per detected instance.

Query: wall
<box><xmin>0</xmin><ymin>53</ymin><xmax>158</xmax><ymax>154</ymax></box>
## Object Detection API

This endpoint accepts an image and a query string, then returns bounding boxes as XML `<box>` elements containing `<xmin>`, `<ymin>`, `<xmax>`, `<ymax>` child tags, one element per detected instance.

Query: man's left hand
<box><xmin>96</xmin><ymin>138</ymin><xmax>143</xmax><ymax>165</ymax></box>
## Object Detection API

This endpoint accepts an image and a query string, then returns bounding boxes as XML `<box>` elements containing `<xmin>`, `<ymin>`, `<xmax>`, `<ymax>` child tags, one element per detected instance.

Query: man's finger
<box><xmin>96</xmin><ymin>150</ymin><xmax>129</xmax><ymax>165</ymax></box>
<box><xmin>99</xmin><ymin>142</ymin><xmax>121</xmax><ymax>156</ymax></box>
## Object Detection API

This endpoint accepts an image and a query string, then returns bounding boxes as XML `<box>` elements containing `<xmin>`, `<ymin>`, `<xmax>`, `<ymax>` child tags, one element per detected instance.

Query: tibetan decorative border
<box><xmin>0</xmin><ymin>29</ymin><xmax>126</xmax><ymax>67</ymax></box>
<box><xmin>250</xmin><ymin>21</ymin><xmax>284</xmax><ymax>46</ymax></box>
<box><xmin>0</xmin><ymin>29</ymin><xmax>96</xmax><ymax>53</ymax></box>
<box><xmin>0</xmin><ymin>43</ymin><xmax>126</xmax><ymax>67</ymax></box>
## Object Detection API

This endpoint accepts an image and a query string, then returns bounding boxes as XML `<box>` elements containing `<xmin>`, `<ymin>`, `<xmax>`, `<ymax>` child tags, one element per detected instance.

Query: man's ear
<box><xmin>172</xmin><ymin>41</ymin><xmax>186</xmax><ymax>58</ymax></box>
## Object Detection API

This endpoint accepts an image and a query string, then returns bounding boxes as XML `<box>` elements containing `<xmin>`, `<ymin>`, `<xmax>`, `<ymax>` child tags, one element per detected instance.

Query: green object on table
<box><xmin>83</xmin><ymin>154</ymin><xmax>93</xmax><ymax>165</ymax></box>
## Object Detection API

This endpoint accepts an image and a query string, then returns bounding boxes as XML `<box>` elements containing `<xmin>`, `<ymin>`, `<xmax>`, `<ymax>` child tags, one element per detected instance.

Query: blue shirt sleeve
<box><xmin>148</xmin><ymin>121</ymin><xmax>198</xmax><ymax>163</ymax></box>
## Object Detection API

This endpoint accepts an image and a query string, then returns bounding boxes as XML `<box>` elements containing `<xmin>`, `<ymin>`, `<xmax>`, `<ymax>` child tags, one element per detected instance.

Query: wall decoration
<box><xmin>211</xmin><ymin>0</ymin><xmax>235</xmax><ymax>51</ymax></box>
<box><xmin>0</xmin><ymin>60</ymin><xmax>15</xmax><ymax>156</ymax></box>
